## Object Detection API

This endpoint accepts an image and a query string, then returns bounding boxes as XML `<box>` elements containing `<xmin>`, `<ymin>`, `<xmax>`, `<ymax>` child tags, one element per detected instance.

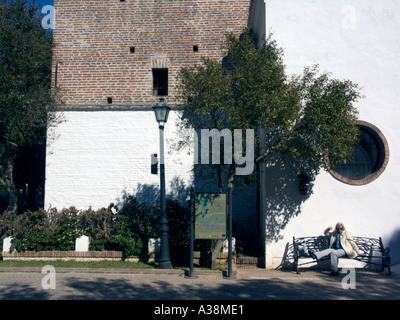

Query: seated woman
<box><xmin>308</xmin><ymin>222</ymin><xmax>363</xmax><ymax>276</ymax></box>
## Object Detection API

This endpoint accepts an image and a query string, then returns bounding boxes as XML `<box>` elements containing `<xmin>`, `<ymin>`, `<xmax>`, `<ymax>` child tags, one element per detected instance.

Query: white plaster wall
<box><xmin>265</xmin><ymin>0</ymin><xmax>400</xmax><ymax>268</ymax></box>
<box><xmin>44</xmin><ymin>110</ymin><xmax>194</xmax><ymax>210</ymax></box>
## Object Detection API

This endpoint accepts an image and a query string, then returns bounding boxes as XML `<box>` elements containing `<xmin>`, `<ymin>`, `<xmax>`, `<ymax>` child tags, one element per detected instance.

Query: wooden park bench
<box><xmin>293</xmin><ymin>236</ymin><xmax>391</xmax><ymax>275</ymax></box>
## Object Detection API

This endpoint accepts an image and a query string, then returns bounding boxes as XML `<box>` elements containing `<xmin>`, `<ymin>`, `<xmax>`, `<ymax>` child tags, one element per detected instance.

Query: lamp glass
<box><xmin>152</xmin><ymin>98</ymin><xmax>171</xmax><ymax>124</ymax></box>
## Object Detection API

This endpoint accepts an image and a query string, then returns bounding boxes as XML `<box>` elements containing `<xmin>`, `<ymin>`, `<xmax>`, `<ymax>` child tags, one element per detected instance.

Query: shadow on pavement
<box><xmin>0</xmin><ymin>270</ymin><xmax>399</xmax><ymax>300</ymax></box>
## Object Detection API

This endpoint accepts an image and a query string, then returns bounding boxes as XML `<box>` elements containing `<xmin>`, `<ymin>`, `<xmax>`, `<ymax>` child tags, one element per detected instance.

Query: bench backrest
<box><xmin>294</xmin><ymin>236</ymin><xmax>383</xmax><ymax>254</ymax></box>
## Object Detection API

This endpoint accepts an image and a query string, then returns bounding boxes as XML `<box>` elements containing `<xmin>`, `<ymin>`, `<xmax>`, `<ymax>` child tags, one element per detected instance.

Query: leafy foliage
<box><xmin>107</xmin><ymin>196</ymin><xmax>157</xmax><ymax>259</ymax></box>
<box><xmin>8</xmin><ymin>197</ymin><xmax>191</xmax><ymax>260</ymax></box>
<box><xmin>12</xmin><ymin>208</ymin><xmax>81</xmax><ymax>251</ymax></box>
<box><xmin>165</xmin><ymin>198</ymin><xmax>190</xmax><ymax>251</ymax></box>
<box><xmin>177</xmin><ymin>29</ymin><xmax>360</xmax><ymax>180</ymax></box>
<box><xmin>79</xmin><ymin>207</ymin><xmax>114</xmax><ymax>251</ymax></box>
<box><xmin>0</xmin><ymin>0</ymin><xmax>62</xmax><ymax>217</ymax></box>
<box><xmin>0</xmin><ymin>0</ymin><xmax>55</xmax><ymax>158</ymax></box>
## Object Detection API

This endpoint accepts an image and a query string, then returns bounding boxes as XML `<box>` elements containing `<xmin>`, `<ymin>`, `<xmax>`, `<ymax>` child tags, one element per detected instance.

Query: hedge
<box><xmin>2</xmin><ymin>196</ymin><xmax>191</xmax><ymax>260</ymax></box>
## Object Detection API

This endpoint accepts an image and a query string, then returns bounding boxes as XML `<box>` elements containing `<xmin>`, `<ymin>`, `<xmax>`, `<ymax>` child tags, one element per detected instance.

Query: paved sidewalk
<box><xmin>0</xmin><ymin>265</ymin><xmax>399</xmax><ymax>300</ymax></box>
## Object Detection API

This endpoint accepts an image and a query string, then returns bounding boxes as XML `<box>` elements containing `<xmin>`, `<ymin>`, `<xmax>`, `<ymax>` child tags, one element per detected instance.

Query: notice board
<box><xmin>194</xmin><ymin>193</ymin><xmax>227</xmax><ymax>239</ymax></box>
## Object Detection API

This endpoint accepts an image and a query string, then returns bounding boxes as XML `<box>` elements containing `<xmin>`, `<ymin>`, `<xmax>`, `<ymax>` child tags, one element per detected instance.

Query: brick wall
<box><xmin>53</xmin><ymin>0</ymin><xmax>262</xmax><ymax>109</ymax></box>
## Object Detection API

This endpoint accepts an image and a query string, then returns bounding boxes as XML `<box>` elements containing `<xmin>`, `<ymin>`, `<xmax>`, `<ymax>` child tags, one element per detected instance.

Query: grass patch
<box><xmin>0</xmin><ymin>259</ymin><xmax>157</xmax><ymax>269</ymax></box>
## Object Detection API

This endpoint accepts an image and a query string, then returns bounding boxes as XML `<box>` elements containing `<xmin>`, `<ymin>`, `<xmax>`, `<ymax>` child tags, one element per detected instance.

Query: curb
<box><xmin>0</xmin><ymin>267</ymin><xmax>228</xmax><ymax>277</ymax></box>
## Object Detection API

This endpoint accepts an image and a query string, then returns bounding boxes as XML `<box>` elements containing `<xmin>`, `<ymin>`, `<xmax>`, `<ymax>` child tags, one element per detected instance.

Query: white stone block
<box><xmin>2</xmin><ymin>236</ymin><xmax>12</xmax><ymax>252</ymax></box>
<box><xmin>75</xmin><ymin>235</ymin><xmax>89</xmax><ymax>252</ymax></box>
<box><xmin>148</xmin><ymin>238</ymin><xmax>161</xmax><ymax>255</ymax></box>
<box><xmin>223</xmin><ymin>237</ymin><xmax>235</xmax><ymax>253</ymax></box>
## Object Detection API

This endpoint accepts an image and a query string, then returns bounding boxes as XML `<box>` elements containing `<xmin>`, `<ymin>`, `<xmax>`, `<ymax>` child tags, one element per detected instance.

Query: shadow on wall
<box><xmin>119</xmin><ymin>176</ymin><xmax>191</xmax><ymax>209</ymax></box>
<box><xmin>264</xmin><ymin>154</ymin><xmax>315</xmax><ymax>244</ymax></box>
<box><xmin>387</xmin><ymin>229</ymin><xmax>400</xmax><ymax>266</ymax></box>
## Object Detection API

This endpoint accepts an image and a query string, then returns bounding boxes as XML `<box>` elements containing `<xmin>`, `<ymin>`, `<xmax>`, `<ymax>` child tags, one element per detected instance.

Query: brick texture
<box><xmin>53</xmin><ymin>0</ymin><xmax>264</xmax><ymax>109</ymax></box>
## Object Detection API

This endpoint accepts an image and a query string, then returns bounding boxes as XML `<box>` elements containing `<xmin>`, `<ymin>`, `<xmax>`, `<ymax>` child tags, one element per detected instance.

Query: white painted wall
<box><xmin>44</xmin><ymin>110</ymin><xmax>194</xmax><ymax>210</ymax></box>
<box><xmin>264</xmin><ymin>0</ymin><xmax>400</xmax><ymax>267</ymax></box>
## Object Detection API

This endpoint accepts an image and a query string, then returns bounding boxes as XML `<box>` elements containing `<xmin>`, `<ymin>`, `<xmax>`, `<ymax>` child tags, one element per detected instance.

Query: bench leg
<box><xmin>293</xmin><ymin>260</ymin><xmax>299</xmax><ymax>274</ymax></box>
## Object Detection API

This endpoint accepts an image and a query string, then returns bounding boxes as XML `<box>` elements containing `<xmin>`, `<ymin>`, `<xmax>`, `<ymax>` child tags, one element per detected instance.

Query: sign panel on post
<box><xmin>195</xmin><ymin>193</ymin><xmax>227</xmax><ymax>239</ymax></box>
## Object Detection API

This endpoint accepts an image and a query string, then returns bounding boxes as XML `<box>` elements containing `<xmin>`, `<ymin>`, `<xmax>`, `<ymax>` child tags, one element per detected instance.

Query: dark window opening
<box><xmin>153</xmin><ymin>68</ymin><xmax>168</xmax><ymax>96</ymax></box>
<box><xmin>107</xmin><ymin>97</ymin><xmax>113</xmax><ymax>104</ymax></box>
<box><xmin>193</xmin><ymin>45</ymin><xmax>199</xmax><ymax>52</ymax></box>
<box><xmin>335</xmin><ymin>127</ymin><xmax>382</xmax><ymax>180</ymax></box>
<box><xmin>130</xmin><ymin>46</ymin><xmax>135</xmax><ymax>53</ymax></box>
<box><xmin>329</xmin><ymin>121</ymin><xmax>390</xmax><ymax>185</ymax></box>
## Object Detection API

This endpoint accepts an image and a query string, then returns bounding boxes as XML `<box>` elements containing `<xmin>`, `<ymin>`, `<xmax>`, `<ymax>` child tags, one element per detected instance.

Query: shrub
<box><xmin>165</xmin><ymin>198</ymin><xmax>190</xmax><ymax>252</ymax></box>
<box><xmin>0</xmin><ymin>211</ymin><xmax>13</xmax><ymax>246</ymax></box>
<box><xmin>8</xmin><ymin>196</ymin><xmax>191</xmax><ymax>260</ymax></box>
<box><xmin>108</xmin><ymin>196</ymin><xmax>157</xmax><ymax>259</ymax></box>
<box><xmin>80</xmin><ymin>207</ymin><xmax>114</xmax><ymax>251</ymax></box>
<box><xmin>12</xmin><ymin>209</ymin><xmax>53</xmax><ymax>251</ymax></box>
<box><xmin>12</xmin><ymin>207</ymin><xmax>81</xmax><ymax>251</ymax></box>
<box><xmin>51</xmin><ymin>207</ymin><xmax>81</xmax><ymax>250</ymax></box>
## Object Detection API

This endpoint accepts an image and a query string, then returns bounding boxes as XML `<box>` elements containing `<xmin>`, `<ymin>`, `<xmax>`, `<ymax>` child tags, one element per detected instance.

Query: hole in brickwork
<box><xmin>130</xmin><ymin>46</ymin><xmax>135</xmax><ymax>53</ymax></box>
<box><xmin>193</xmin><ymin>45</ymin><xmax>199</xmax><ymax>52</ymax></box>
<box><xmin>107</xmin><ymin>97</ymin><xmax>113</xmax><ymax>104</ymax></box>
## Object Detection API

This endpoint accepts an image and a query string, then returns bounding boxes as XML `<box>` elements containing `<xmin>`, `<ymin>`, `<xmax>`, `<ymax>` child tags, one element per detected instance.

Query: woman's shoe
<box><xmin>308</xmin><ymin>249</ymin><xmax>317</xmax><ymax>260</ymax></box>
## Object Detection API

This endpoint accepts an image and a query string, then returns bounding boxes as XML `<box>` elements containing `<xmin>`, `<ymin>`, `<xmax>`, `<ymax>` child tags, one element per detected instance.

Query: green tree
<box><xmin>177</xmin><ymin>30</ymin><xmax>360</xmax><ymax>256</ymax></box>
<box><xmin>178</xmin><ymin>29</ymin><xmax>359</xmax><ymax>187</ymax></box>
<box><xmin>0</xmin><ymin>0</ymin><xmax>61</xmax><ymax>219</ymax></box>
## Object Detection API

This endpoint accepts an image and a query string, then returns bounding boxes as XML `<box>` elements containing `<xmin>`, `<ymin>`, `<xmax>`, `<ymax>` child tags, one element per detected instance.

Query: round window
<box><xmin>329</xmin><ymin>121</ymin><xmax>389</xmax><ymax>185</ymax></box>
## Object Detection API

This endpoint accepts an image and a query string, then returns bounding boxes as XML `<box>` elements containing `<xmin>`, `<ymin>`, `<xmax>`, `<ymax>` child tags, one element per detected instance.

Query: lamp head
<box><xmin>152</xmin><ymin>98</ymin><xmax>171</xmax><ymax>125</ymax></box>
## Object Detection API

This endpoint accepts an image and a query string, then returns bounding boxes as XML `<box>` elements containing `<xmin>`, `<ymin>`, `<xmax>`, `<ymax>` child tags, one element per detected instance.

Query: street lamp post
<box><xmin>152</xmin><ymin>98</ymin><xmax>172</xmax><ymax>269</ymax></box>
